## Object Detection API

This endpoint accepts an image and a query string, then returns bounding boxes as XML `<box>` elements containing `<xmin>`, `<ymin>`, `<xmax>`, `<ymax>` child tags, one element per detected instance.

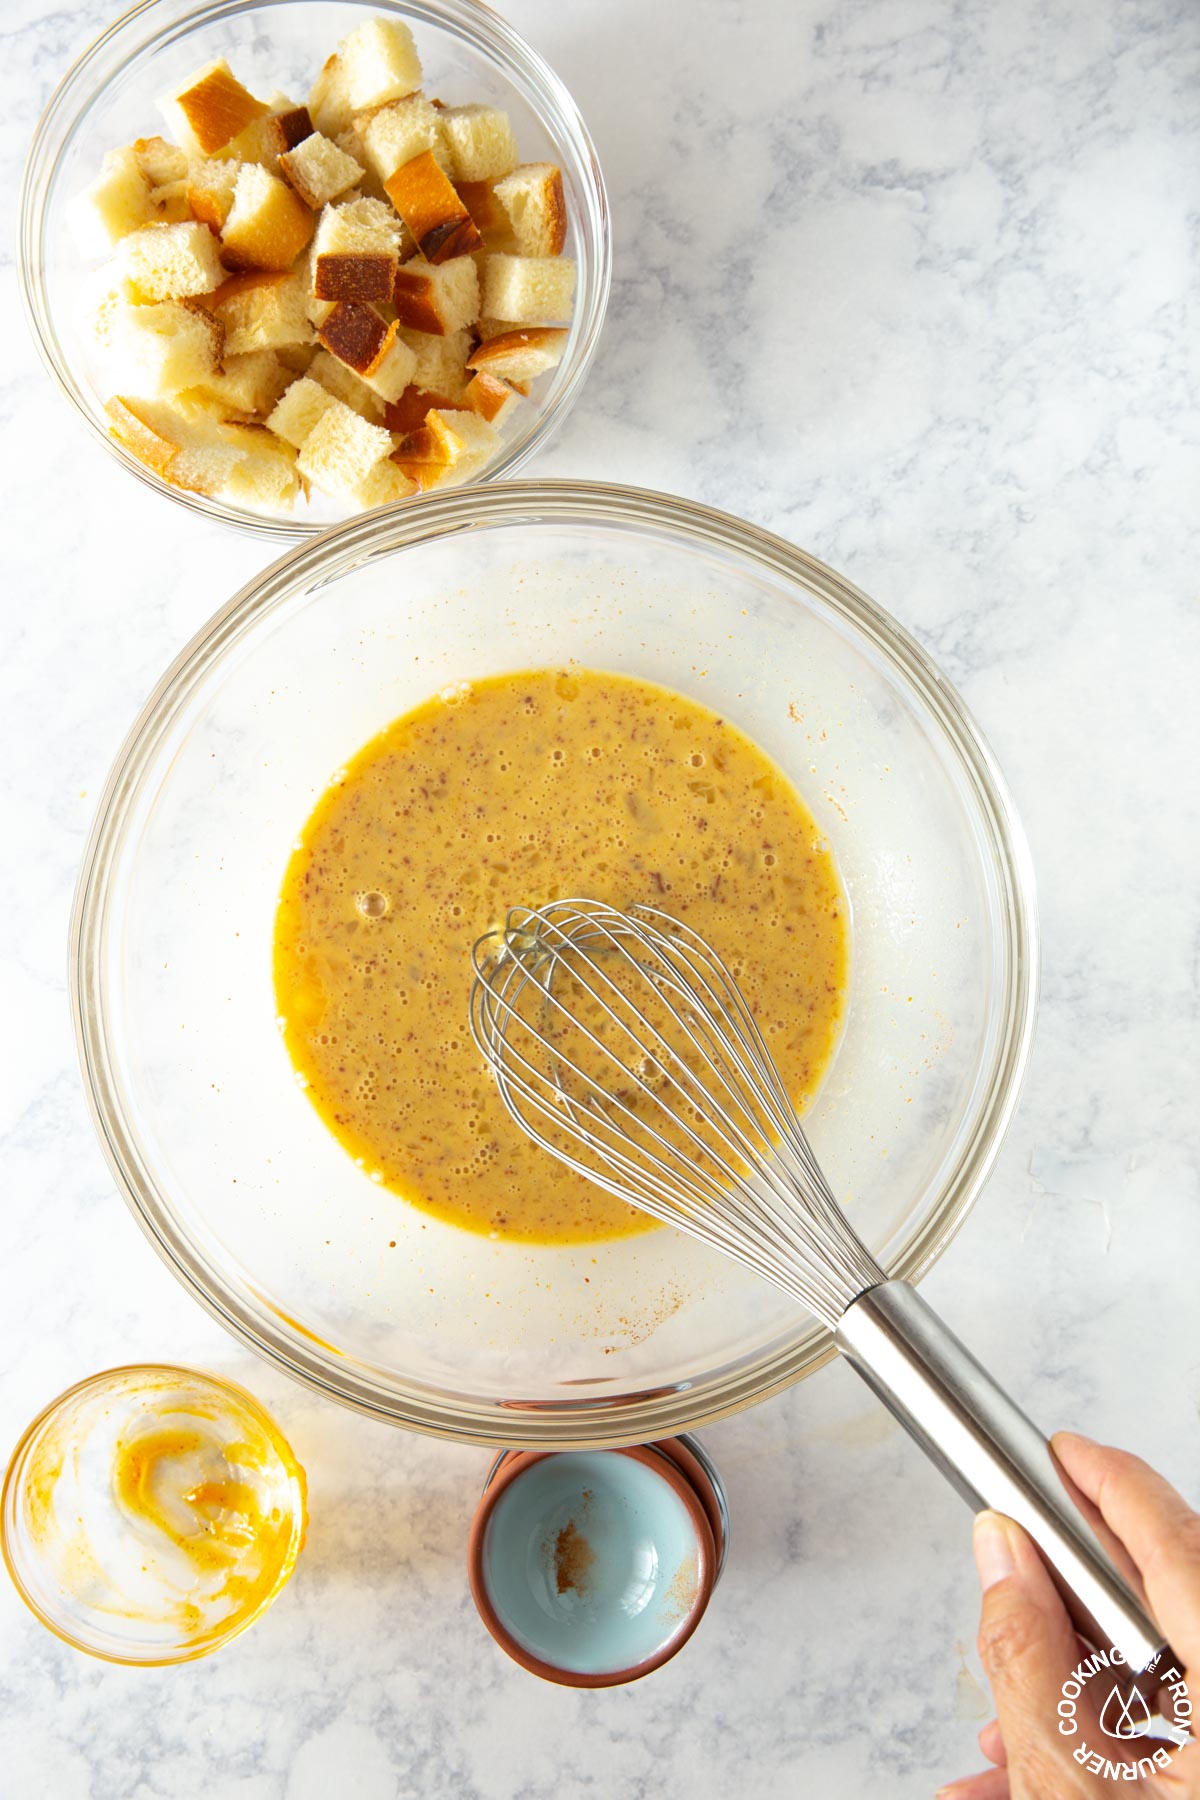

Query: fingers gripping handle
<box><xmin>835</xmin><ymin>1281</ymin><xmax>1168</xmax><ymax>1675</ymax></box>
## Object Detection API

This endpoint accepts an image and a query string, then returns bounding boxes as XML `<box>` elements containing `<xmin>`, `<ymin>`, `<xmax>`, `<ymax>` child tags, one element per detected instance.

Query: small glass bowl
<box><xmin>2</xmin><ymin>1365</ymin><xmax>307</xmax><ymax>1665</ymax></box>
<box><xmin>19</xmin><ymin>0</ymin><xmax>611</xmax><ymax>540</ymax></box>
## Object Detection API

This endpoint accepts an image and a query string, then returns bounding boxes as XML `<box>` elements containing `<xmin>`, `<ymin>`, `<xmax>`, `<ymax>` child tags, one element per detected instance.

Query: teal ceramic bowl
<box><xmin>468</xmin><ymin>1445</ymin><xmax>717</xmax><ymax>1685</ymax></box>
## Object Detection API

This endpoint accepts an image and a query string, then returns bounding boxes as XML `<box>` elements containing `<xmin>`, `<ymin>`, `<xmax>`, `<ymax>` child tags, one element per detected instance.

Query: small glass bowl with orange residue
<box><xmin>1</xmin><ymin>1365</ymin><xmax>306</xmax><ymax>1665</ymax></box>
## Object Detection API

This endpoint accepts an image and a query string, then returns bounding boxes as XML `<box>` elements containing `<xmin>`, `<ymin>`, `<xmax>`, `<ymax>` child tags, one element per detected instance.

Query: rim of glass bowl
<box><xmin>71</xmin><ymin>481</ymin><xmax>1040</xmax><ymax>1447</ymax></box>
<box><xmin>18</xmin><ymin>0</ymin><xmax>612</xmax><ymax>542</ymax></box>
<box><xmin>1</xmin><ymin>1363</ymin><xmax>307</xmax><ymax>1665</ymax></box>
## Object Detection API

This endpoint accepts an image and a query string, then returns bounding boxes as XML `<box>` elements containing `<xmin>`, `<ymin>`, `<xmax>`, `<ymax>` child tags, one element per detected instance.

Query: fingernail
<box><xmin>1052</xmin><ymin>1428</ymin><xmax>1095</xmax><ymax>1447</ymax></box>
<box><xmin>973</xmin><ymin>1510</ymin><xmax>1015</xmax><ymax>1591</ymax></box>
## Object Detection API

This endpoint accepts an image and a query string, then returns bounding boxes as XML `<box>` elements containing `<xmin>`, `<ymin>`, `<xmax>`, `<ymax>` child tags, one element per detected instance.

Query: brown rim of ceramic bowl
<box><xmin>485</xmin><ymin>1439</ymin><xmax>727</xmax><ymax>1573</ymax></box>
<box><xmin>467</xmin><ymin>1445</ymin><xmax>716</xmax><ymax>1688</ymax></box>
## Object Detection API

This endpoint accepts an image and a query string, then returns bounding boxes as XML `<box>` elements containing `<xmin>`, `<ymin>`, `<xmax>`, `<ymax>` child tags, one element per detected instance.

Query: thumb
<box><xmin>973</xmin><ymin>1511</ymin><xmax>1092</xmax><ymax>1798</ymax></box>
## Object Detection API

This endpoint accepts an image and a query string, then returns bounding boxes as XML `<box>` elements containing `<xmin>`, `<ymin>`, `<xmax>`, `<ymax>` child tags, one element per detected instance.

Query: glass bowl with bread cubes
<box><xmin>20</xmin><ymin>0</ymin><xmax>610</xmax><ymax>538</ymax></box>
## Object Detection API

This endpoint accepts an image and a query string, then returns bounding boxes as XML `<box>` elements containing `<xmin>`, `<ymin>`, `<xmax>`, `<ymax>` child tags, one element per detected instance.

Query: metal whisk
<box><xmin>471</xmin><ymin>897</ymin><xmax>1167</xmax><ymax>1674</ymax></box>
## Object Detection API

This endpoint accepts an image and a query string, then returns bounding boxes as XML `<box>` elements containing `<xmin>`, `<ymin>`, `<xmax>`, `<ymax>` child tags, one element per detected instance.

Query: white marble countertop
<box><xmin>2</xmin><ymin>0</ymin><xmax>1198</xmax><ymax>1794</ymax></box>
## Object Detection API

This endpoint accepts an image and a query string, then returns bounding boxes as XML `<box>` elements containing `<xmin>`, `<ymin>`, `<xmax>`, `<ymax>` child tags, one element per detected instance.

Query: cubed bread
<box><xmin>481</xmin><ymin>253</ymin><xmax>575</xmax><ymax>323</ymax></box>
<box><xmin>210</xmin><ymin>269</ymin><xmax>315</xmax><ymax>353</ymax></box>
<box><xmin>384</xmin><ymin>151</ymin><xmax>482</xmax><ymax>263</ymax></box>
<box><xmin>397</xmin><ymin>326</ymin><xmax>473</xmax><ymax>400</ymax></box>
<box><xmin>221</xmin><ymin>163</ymin><xmax>315</xmax><ymax>271</ymax></box>
<box><xmin>122</xmin><ymin>219</ymin><xmax>226</xmax><ymax>300</ymax></box>
<box><xmin>357</xmin><ymin>332</ymin><xmax>418</xmax><ymax>404</ymax></box>
<box><xmin>493</xmin><ymin>163</ymin><xmax>567</xmax><ymax>257</ymax></box>
<box><xmin>186</xmin><ymin>156</ymin><xmax>241</xmax><ymax>231</ymax></box>
<box><xmin>108</xmin><ymin>296</ymin><xmax>224</xmax><ymax>393</ymax></box>
<box><xmin>312</xmin><ymin>196</ymin><xmax>405</xmax><ymax>299</ymax></box>
<box><xmin>338</xmin><ymin>18</ymin><xmax>422</xmax><ymax>112</ymax></box>
<box><xmin>358</xmin><ymin>93</ymin><xmax>447</xmax><ymax>183</ymax></box>
<box><xmin>85</xmin><ymin>147</ymin><xmax>154</xmax><ymax>243</ymax></box>
<box><xmin>437</xmin><ymin>105</ymin><xmax>517</xmax><ymax>183</ymax></box>
<box><xmin>224</xmin><ymin>102</ymin><xmax>315</xmax><ymax>170</ymax></box>
<box><xmin>389</xmin><ymin>405</ymin><xmax>497</xmax><ymax>489</ymax></box>
<box><xmin>332</xmin><ymin>121</ymin><xmax>388</xmax><ymax>198</ymax></box>
<box><xmin>456</xmin><ymin>180</ymin><xmax>516</xmax><ymax>251</ymax></box>
<box><xmin>464</xmin><ymin>369</ymin><xmax>523</xmax><ymax>426</ymax></box>
<box><xmin>266</xmin><ymin>374</ymin><xmax>337</xmax><ymax>447</ymax></box>
<box><xmin>279</xmin><ymin>132</ymin><xmax>363</xmax><ymax>209</ymax></box>
<box><xmin>105</xmin><ymin>393</ymin><xmax>250</xmax><ymax>494</ymax></box>
<box><xmin>308</xmin><ymin>347</ymin><xmax>386</xmax><ymax>420</ymax></box>
<box><xmin>160</xmin><ymin>59</ymin><xmax>268</xmax><ymax>156</ymax></box>
<box><xmin>105</xmin><ymin>394</ymin><xmax>179</xmax><ymax>474</ymax></box>
<box><xmin>427</xmin><ymin>405</ymin><xmax>500</xmax><ymax>471</ymax></box>
<box><xmin>355</xmin><ymin>458</ymin><xmax>419</xmax><ymax>507</ymax></box>
<box><xmin>133</xmin><ymin>136</ymin><xmax>188</xmax><ymax>185</ymax></box>
<box><xmin>148</xmin><ymin>178</ymin><xmax>194</xmax><ymax>222</ymax></box>
<box><xmin>276</xmin><ymin>341</ymin><xmax>317</xmax><ymax>374</ymax></box>
<box><xmin>382</xmin><ymin>385</ymin><xmax>456</xmax><ymax>433</ymax></box>
<box><xmin>391</xmin><ymin>253</ymin><xmax>479</xmax><ymax>335</ymax></box>
<box><xmin>221</xmin><ymin>423</ymin><xmax>300</xmax><ymax>509</ymax></box>
<box><xmin>317</xmin><ymin>300</ymin><xmax>396</xmax><ymax>376</ymax></box>
<box><xmin>308</xmin><ymin>54</ymin><xmax>355</xmax><ymax>139</ymax></box>
<box><xmin>186</xmin><ymin>348</ymin><xmax>291</xmax><ymax>416</ymax></box>
<box><xmin>466</xmin><ymin>326</ymin><xmax>568</xmax><ymax>383</ymax></box>
<box><xmin>296</xmin><ymin>398</ymin><xmax>394</xmax><ymax>498</ymax></box>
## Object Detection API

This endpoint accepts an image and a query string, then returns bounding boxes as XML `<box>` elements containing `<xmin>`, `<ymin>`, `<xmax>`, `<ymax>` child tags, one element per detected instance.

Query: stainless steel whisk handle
<box><xmin>836</xmin><ymin>1281</ymin><xmax>1168</xmax><ymax>1675</ymax></box>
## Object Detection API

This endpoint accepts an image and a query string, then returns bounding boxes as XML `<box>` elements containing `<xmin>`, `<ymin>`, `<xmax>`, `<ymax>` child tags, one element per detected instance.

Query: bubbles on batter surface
<box><xmin>355</xmin><ymin>890</ymin><xmax>390</xmax><ymax>918</ymax></box>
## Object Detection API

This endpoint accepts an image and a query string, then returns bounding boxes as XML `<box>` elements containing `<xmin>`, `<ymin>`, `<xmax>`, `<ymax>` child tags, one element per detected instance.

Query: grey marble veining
<box><xmin>1</xmin><ymin>0</ymin><xmax>1198</xmax><ymax>1795</ymax></box>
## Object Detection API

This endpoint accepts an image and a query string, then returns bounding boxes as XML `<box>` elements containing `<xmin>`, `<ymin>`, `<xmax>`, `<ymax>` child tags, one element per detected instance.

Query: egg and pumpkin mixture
<box><xmin>273</xmin><ymin>668</ymin><xmax>848</xmax><ymax>1244</ymax></box>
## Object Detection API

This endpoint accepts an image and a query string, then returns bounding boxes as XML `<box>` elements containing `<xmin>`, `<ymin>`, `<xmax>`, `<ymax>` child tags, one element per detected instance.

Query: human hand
<box><xmin>938</xmin><ymin>1432</ymin><xmax>1200</xmax><ymax>1798</ymax></box>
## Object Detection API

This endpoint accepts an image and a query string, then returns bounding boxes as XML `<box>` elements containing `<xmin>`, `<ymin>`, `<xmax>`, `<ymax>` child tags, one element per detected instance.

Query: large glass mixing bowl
<box><xmin>72</xmin><ymin>483</ymin><xmax>1038</xmax><ymax>1445</ymax></box>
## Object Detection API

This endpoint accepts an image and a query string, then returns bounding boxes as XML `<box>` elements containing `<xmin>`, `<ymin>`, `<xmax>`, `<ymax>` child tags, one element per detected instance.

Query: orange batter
<box><xmin>274</xmin><ymin>668</ymin><xmax>848</xmax><ymax>1243</ymax></box>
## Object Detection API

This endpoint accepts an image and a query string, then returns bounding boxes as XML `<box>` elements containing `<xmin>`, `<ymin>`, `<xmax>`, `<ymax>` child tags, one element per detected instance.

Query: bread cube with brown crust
<box><xmin>481</xmin><ymin>252</ymin><xmax>575</xmax><ymax>323</ymax></box>
<box><xmin>105</xmin><ymin>393</ymin><xmax>252</xmax><ymax>494</ymax></box>
<box><xmin>466</xmin><ymin>326</ymin><xmax>568</xmax><ymax>383</ymax></box>
<box><xmin>391</xmin><ymin>253</ymin><xmax>479</xmax><ymax>336</ymax></box>
<box><xmin>160</xmin><ymin>59</ymin><xmax>268</xmax><ymax>157</ymax></box>
<box><xmin>318</xmin><ymin>300</ymin><xmax>397</xmax><ymax>377</ymax></box>
<box><xmin>308</xmin><ymin>53</ymin><xmax>354</xmax><ymax>138</ymax></box>
<box><xmin>122</xmin><ymin>219</ymin><xmax>226</xmax><ymax>300</ymax></box>
<box><xmin>280</xmin><ymin>132</ymin><xmax>363</xmax><ymax>209</ymax></box>
<box><xmin>312</xmin><ymin>196</ymin><xmax>405</xmax><ymax>300</ymax></box>
<box><xmin>493</xmin><ymin>163</ymin><xmax>567</xmax><ymax>257</ymax></box>
<box><xmin>220</xmin><ymin>164</ymin><xmax>315</xmax><ymax>271</ymax></box>
<box><xmin>464</xmin><ymin>368</ymin><xmax>524</xmax><ymax>427</ymax></box>
<box><xmin>210</xmin><ymin>269</ymin><xmax>315</xmax><ymax>354</ymax></box>
<box><xmin>385</xmin><ymin>151</ymin><xmax>482</xmax><ymax>263</ymax></box>
<box><xmin>186</xmin><ymin>156</ymin><xmax>241</xmax><ymax>231</ymax></box>
<box><xmin>357</xmin><ymin>332</ymin><xmax>418</xmax><ymax>404</ymax></box>
<box><xmin>437</xmin><ymin>105</ymin><xmax>517</xmax><ymax>184</ymax></box>
<box><xmin>456</xmin><ymin>179</ymin><xmax>517</xmax><ymax>251</ymax></box>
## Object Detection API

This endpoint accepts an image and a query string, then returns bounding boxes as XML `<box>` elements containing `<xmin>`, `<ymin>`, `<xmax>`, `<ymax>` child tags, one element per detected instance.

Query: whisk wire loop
<box><xmin>470</xmin><ymin>897</ymin><xmax>883</xmax><ymax>1325</ymax></box>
